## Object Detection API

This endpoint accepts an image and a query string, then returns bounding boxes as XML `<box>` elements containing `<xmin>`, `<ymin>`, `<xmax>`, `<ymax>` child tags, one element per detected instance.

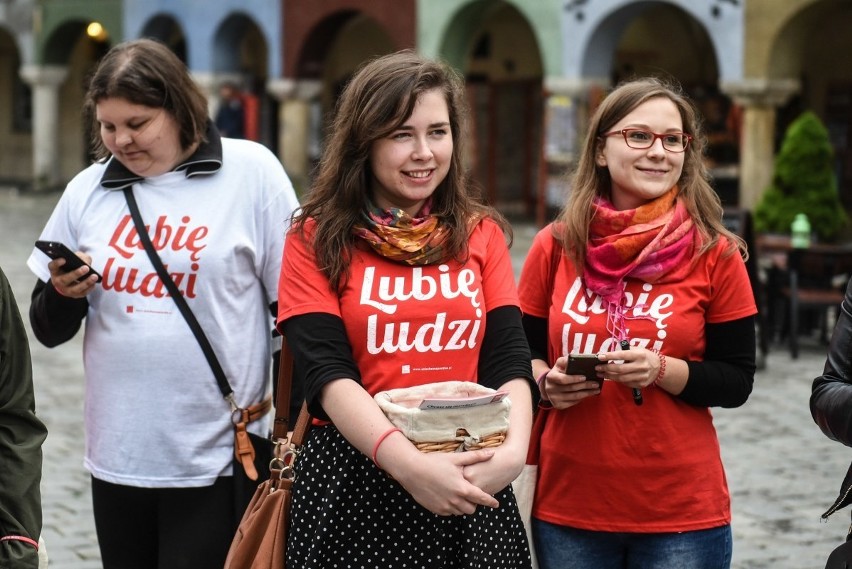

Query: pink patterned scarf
<box><xmin>584</xmin><ymin>187</ymin><xmax>698</xmax><ymax>322</ymax></box>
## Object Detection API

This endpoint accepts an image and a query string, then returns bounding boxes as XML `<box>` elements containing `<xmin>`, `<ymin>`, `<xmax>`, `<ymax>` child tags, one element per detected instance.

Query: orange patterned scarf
<box><xmin>584</xmin><ymin>186</ymin><xmax>698</xmax><ymax>306</ymax></box>
<box><xmin>352</xmin><ymin>199</ymin><xmax>451</xmax><ymax>265</ymax></box>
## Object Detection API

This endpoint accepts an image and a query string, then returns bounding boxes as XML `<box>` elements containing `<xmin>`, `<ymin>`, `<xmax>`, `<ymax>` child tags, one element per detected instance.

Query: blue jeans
<box><xmin>533</xmin><ymin>518</ymin><xmax>732</xmax><ymax>569</ymax></box>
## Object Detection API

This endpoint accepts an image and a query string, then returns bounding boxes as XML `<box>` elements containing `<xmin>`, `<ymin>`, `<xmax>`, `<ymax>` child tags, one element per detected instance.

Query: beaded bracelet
<box><xmin>371</xmin><ymin>427</ymin><xmax>402</xmax><ymax>469</ymax></box>
<box><xmin>653</xmin><ymin>349</ymin><xmax>667</xmax><ymax>384</ymax></box>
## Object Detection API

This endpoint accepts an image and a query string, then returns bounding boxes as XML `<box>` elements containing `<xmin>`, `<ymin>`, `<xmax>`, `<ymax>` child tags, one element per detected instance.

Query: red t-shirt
<box><xmin>518</xmin><ymin>225</ymin><xmax>757</xmax><ymax>533</ymax></box>
<box><xmin>278</xmin><ymin>218</ymin><xmax>519</xmax><ymax>395</ymax></box>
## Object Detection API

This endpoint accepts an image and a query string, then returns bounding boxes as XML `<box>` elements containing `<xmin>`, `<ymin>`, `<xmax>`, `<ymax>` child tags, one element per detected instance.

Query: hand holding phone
<box><xmin>567</xmin><ymin>353</ymin><xmax>603</xmax><ymax>387</ymax></box>
<box><xmin>35</xmin><ymin>240</ymin><xmax>102</xmax><ymax>282</ymax></box>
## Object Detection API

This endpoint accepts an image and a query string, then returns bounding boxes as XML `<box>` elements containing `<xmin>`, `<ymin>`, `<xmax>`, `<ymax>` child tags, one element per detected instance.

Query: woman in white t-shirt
<box><xmin>26</xmin><ymin>38</ymin><xmax>299</xmax><ymax>569</ymax></box>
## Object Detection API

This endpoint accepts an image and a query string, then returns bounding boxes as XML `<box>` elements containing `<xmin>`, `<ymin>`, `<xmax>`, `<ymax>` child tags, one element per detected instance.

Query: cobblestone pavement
<box><xmin>2</xmin><ymin>187</ymin><xmax>849</xmax><ymax>568</ymax></box>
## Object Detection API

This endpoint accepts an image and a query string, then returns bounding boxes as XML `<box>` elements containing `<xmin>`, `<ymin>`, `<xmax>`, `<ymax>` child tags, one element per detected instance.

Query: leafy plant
<box><xmin>753</xmin><ymin>111</ymin><xmax>847</xmax><ymax>241</ymax></box>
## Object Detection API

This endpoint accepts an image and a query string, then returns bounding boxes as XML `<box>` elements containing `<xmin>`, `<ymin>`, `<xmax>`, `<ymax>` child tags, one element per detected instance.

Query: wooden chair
<box><xmin>781</xmin><ymin>247</ymin><xmax>852</xmax><ymax>358</ymax></box>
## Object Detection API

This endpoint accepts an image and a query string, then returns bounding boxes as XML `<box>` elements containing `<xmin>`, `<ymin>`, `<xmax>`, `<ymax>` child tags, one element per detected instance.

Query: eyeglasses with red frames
<box><xmin>601</xmin><ymin>128</ymin><xmax>693</xmax><ymax>153</ymax></box>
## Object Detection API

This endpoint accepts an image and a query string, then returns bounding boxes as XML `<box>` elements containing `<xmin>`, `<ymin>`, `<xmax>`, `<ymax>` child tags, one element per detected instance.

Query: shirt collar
<box><xmin>99</xmin><ymin>121</ymin><xmax>223</xmax><ymax>190</ymax></box>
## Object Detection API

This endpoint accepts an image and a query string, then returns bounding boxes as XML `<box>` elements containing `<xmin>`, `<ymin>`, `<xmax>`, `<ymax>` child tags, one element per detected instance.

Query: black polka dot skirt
<box><xmin>285</xmin><ymin>425</ymin><xmax>532</xmax><ymax>569</ymax></box>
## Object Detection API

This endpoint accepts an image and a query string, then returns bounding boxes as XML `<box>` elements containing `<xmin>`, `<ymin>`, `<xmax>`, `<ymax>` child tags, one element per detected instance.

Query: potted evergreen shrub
<box><xmin>753</xmin><ymin>110</ymin><xmax>848</xmax><ymax>242</ymax></box>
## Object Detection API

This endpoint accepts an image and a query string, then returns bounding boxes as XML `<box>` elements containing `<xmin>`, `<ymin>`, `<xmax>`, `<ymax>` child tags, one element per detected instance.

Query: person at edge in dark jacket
<box><xmin>810</xmin><ymin>277</ymin><xmax>852</xmax><ymax>568</ymax></box>
<box><xmin>0</xmin><ymin>265</ymin><xmax>48</xmax><ymax>568</ymax></box>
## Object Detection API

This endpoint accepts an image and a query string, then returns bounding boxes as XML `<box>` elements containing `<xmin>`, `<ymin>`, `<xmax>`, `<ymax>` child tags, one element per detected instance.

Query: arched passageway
<box><xmin>443</xmin><ymin>1</ymin><xmax>544</xmax><ymax>219</ymax></box>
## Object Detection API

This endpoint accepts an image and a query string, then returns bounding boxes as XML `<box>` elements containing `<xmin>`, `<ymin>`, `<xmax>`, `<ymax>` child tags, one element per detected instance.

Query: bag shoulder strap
<box><xmin>124</xmin><ymin>187</ymin><xmax>312</xmax><ymax>442</ymax></box>
<box><xmin>274</xmin><ymin>338</ymin><xmax>311</xmax><ymax>444</ymax></box>
<box><xmin>122</xmin><ymin>187</ymin><xmax>233</xmax><ymax>401</ymax></box>
<box><xmin>539</xmin><ymin>232</ymin><xmax>563</xmax><ymax>368</ymax></box>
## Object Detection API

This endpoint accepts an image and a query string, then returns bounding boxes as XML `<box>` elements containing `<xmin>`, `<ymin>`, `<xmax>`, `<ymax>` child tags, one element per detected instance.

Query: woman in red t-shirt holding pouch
<box><xmin>278</xmin><ymin>51</ymin><xmax>535</xmax><ymax>568</ymax></box>
<box><xmin>518</xmin><ymin>77</ymin><xmax>757</xmax><ymax>568</ymax></box>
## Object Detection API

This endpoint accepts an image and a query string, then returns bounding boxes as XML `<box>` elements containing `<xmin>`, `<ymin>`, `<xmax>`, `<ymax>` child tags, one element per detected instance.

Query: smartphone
<box><xmin>567</xmin><ymin>353</ymin><xmax>603</xmax><ymax>387</ymax></box>
<box><xmin>35</xmin><ymin>240</ymin><xmax>102</xmax><ymax>282</ymax></box>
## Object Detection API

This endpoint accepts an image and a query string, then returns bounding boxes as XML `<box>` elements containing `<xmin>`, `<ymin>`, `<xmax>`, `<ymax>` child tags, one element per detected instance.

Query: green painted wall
<box><xmin>36</xmin><ymin>0</ymin><xmax>122</xmax><ymax>63</ymax></box>
<box><xmin>417</xmin><ymin>0</ymin><xmax>563</xmax><ymax>78</ymax></box>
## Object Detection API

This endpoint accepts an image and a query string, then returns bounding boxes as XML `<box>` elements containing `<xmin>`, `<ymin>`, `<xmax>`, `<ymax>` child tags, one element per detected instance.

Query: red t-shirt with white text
<box><xmin>279</xmin><ymin>218</ymin><xmax>519</xmax><ymax>395</ymax></box>
<box><xmin>518</xmin><ymin>225</ymin><xmax>757</xmax><ymax>533</ymax></box>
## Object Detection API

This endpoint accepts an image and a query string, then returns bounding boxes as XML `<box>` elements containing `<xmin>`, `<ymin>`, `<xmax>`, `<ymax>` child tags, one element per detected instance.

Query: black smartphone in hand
<box><xmin>567</xmin><ymin>353</ymin><xmax>603</xmax><ymax>387</ymax></box>
<box><xmin>35</xmin><ymin>240</ymin><xmax>102</xmax><ymax>282</ymax></box>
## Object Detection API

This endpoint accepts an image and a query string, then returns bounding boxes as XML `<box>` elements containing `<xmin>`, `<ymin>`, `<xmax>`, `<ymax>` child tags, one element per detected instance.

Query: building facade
<box><xmin>1</xmin><ymin>0</ymin><xmax>850</xmax><ymax>225</ymax></box>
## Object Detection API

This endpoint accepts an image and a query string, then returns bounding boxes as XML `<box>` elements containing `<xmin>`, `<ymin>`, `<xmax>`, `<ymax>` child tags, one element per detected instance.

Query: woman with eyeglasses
<box><xmin>517</xmin><ymin>77</ymin><xmax>756</xmax><ymax>568</ymax></box>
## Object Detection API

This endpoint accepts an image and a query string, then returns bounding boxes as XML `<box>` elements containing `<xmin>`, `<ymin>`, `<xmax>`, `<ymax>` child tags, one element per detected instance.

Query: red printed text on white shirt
<box><xmin>100</xmin><ymin>214</ymin><xmax>208</xmax><ymax>298</ymax></box>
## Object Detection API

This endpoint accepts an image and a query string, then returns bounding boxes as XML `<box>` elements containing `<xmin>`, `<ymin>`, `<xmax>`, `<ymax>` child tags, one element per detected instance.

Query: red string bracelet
<box><xmin>371</xmin><ymin>427</ymin><xmax>402</xmax><ymax>468</ymax></box>
<box><xmin>0</xmin><ymin>535</ymin><xmax>39</xmax><ymax>549</ymax></box>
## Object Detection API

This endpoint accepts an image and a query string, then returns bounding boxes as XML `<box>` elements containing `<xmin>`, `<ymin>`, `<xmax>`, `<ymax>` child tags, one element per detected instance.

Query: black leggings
<box><xmin>91</xmin><ymin>476</ymin><xmax>236</xmax><ymax>569</ymax></box>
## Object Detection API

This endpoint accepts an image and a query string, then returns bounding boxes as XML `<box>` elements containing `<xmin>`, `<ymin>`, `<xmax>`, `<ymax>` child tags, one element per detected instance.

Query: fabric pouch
<box><xmin>374</xmin><ymin>381</ymin><xmax>510</xmax><ymax>452</ymax></box>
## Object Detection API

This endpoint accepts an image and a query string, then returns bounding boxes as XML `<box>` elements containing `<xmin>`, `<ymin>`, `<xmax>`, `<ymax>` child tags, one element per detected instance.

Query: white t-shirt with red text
<box><xmin>27</xmin><ymin>138</ymin><xmax>299</xmax><ymax>488</ymax></box>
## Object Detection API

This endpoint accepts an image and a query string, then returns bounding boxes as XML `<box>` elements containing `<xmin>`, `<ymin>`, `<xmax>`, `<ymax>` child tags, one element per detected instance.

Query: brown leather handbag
<box><xmin>225</xmin><ymin>339</ymin><xmax>312</xmax><ymax>569</ymax></box>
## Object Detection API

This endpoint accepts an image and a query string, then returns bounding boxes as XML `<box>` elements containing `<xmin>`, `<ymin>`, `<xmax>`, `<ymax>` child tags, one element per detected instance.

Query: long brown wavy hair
<box><xmin>555</xmin><ymin>77</ymin><xmax>746</xmax><ymax>271</ymax></box>
<box><xmin>292</xmin><ymin>50</ymin><xmax>510</xmax><ymax>290</ymax></box>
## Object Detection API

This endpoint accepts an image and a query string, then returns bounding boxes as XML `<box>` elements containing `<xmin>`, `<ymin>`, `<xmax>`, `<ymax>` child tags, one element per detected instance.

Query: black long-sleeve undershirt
<box><xmin>29</xmin><ymin>279</ymin><xmax>89</xmax><ymax>348</ymax></box>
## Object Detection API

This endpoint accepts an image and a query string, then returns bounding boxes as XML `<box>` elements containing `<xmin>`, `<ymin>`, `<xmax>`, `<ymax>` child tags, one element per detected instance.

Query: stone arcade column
<box><xmin>721</xmin><ymin>79</ymin><xmax>800</xmax><ymax>211</ymax></box>
<box><xmin>20</xmin><ymin>64</ymin><xmax>68</xmax><ymax>191</ymax></box>
<box><xmin>267</xmin><ymin>79</ymin><xmax>322</xmax><ymax>195</ymax></box>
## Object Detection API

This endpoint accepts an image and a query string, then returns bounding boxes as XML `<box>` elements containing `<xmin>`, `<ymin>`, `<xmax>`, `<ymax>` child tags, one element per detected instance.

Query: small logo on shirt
<box><xmin>124</xmin><ymin>305</ymin><xmax>172</xmax><ymax>316</ymax></box>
